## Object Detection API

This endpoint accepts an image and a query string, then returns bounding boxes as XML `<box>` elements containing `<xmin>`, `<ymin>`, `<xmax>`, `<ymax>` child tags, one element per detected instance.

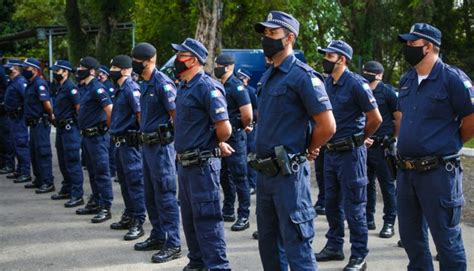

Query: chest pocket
<box><xmin>181</xmin><ymin>97</ymin><xmax>203</xmax><ymax>122</ymax></box>
<box><xmin>266</xmin><ymin>87</ymin><xmax>287</xmax><ymax>113</ymax></box>
<box><xmin>146</xmin><ymin>92</ymin><xmax>159</xmax><ymax>103</ymax></box>
<box><xmin>397</xmin><ymin>90</ymin><xmax>410</xmax><ymax>113</ymax></box>
<box><xmin>426</xmin><ymin>91</ymin><xmax>452</xmax><ymax>119</ymax></box>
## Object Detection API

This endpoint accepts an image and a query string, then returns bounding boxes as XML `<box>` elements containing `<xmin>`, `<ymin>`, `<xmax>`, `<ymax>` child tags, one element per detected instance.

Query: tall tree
<box><xmin>195</xmin><ymin>0</ymin><xmax>223</xmax><ymax>72</ymax></box>
<box><xmin>65</xmin><ymin>0</ymin><xmax>87</xmax><ymax>65</ymax></box>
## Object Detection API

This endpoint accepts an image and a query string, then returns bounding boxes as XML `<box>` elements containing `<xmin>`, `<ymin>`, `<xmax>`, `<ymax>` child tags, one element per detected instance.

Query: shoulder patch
<box><xmin>215</xmin><ymin>107</ymin><xmax>226</xmax><ymax>114</ymax></box>
<box><xmin>237</xmin><ymin>85</ymin><xmax>244</xmax><ymax>91</ymax></box>
<box><xmin>39</xmin><ymin>85</ymin><xmax>46</xmax><ymax>91</ymax></box>
<box><xmin>163</xmin><ymin>84</ymin><xmax>173</xmax><ymax>92</ymax></box>
<box><xmin>362</xmin><ymin>83</ymin><xmax>371</xmax><ymax>91</ymax></box>
<box><xmin>23</xmin><ymin>83</ymin><xmax>27</xmax><ymax>88</ymax></box>
<box><xmin>133</xmin><ymin>90</ymin><xmax>141</xmax><ymax>97</ymax></box>
<box><xmin>311</xmin><ymin>77</ymin><xmax>323</xmax><ymax>87</ymax></box>
<box><xmin>109</xmin><ymin>88</ymin><xmax>114</xmax><ymax>93</ymax></box>
<box><xmin>210</xmin><ymin>89</ymin><xmax>221</xmax><ymax>98</ymax></box>
<box><xmin>463</xmin><ymin>80</ymin><xmax>472</xmax><ymax>89</ymax></box>
<box><xmin>71</xmin><ymin>89</ymin><xmax>78</xmax><ymax>95</ymax></box>
<box><xmin>97</xmin><ymin>88</ymin><xmax>105</xmax><ymax>94</ymax></box>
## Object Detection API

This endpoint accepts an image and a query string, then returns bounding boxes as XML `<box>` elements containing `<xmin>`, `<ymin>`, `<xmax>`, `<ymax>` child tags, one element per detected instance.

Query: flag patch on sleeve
<box><xmin>464</xmin><ymin>80</ymin><xmax>472</xmax><ymax>89</ymax></box>
<box><xmin>97</xmin><ymin>88</ymin><xmax>105</xmax><ymax>94</ymax></box>
<box><xmin>164</xmin><ymin>84</ymin><xmax>173</xmax><ymax>92</ymax></box>
<box><xmin>311</xmin><ymin>77</ymin><xmax>322</xmax><ymax>87</ymax></box>
<box><xmin>71</xmin><ymin>89</ymin><xmax>78</xmax><ymax>95</ymax></box>
<box><xmin>211</xmin><ymin>90</ymin><xmax>221</xmax><ymax>98</ymax></box>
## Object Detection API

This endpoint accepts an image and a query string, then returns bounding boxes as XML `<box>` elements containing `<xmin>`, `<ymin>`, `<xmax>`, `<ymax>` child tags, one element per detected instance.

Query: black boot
<box><xmin>231</xmin><ymin>217</ymin><xmax>249</xmax><ymax>231</ymax></box>
<box><xmin>0</xmin><ymin>166</ymin><xmax>14</xmax><ymax>174</ymax></box>
<box><xmin>24</xmin><ymin>182</ymin><xmax>40</xmax><ymax>189</ymax></box>
<box><xmin>14</xmin><ymin>175</ymin><xmax>31</xmax><ymax>183</ymax></box>
<box><xmin>51</xmin><ymin>191</ymin><xmax>71</xmax><ymax>200</ymax></box>
<box><xmin>76</xmin><ymin>196</ymin><xmax>99</xmax><ymax>215</ymax></box>
<box><xmin>314</xmin><ymin>204</ymin><xmax>326</xmax><ymax>215</ymax></box>
<box><xmin>367</xmin><ymin>220</ymin><xmax>376</xmax><ymax>230</ymax></box>
<box><xmin>315</xmin><ymin>246</ymin><xmax>345</xmax><ymax>262</ymax></box>
<box><xmin>35</xmin><ymin>184</ymin><xmax>55</xmax><ymax>194</ymax></box>
<box><xmin>91</xmin><ymin>207</ymin><xmax>111</xmax><ymax>223</ymax></box>
<box><xmin>134</xmin><ymin>238</ymin><xmax>165</xmax><ymax>251</ymax></box>
<box><xmin>110</xmin><ymin>213</ymin><xmax>132</xmax><ymax>230</ymax></box>
<box><xmin>343</xmin><ymin>257</ymin><xmax>367</xmax><ymax>271</ymax></box>
<box><xmin>152</xmin><ymin>246</ymin><xmax>181</xmax><ymax>263</ymax></box>
<box><xmin>65</xmin><ymin>197</ymin><xmax>84</xmax><ymax>208</ymax></box>
<box><xmin>222</xmin><ymin>213</ymin><xmax>236</xmax><ymax>222</ymax></box>
<box><xmin>124</xmin><ymin>219</ymin><xmax>145</xmax><ymax>240</ymax></box>
<box><xmin>7</xmin><ymin>172</ymin><xmax>21</xmax><ymax>179</ymax></box>
<box><xmin>379</xmin><ymin>223</ymin><xmax>395</xmax><ymax>238</ymax></box>
<box><xmin>252</xmin><ymin>231</ymin><xmax>258</xmax><ymax>240</ymax></box>
<box><xmin>182</xmin><ymin>263</ymin><xmax>207</xmax><ymax>271</ymax></box>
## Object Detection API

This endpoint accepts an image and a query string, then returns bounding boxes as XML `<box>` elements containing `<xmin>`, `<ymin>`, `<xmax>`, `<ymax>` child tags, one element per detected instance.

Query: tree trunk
<box><xmin>64</xmin><ymin>0</ymin><xmax>87</xmax><ymax>65</ymax></box>
<box><xmin>95</xmin><ymin>2</ymin><xmax>115</xmax><ymax>64</ymax></box>
<box><xmin>195</xmin><ymin>0</ymin><xmax>223</xmax><ymax>73</ymax></box>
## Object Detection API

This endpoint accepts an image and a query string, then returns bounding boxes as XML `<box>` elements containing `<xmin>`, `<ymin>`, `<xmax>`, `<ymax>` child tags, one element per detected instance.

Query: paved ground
<box><xmin>1</xmin><ymin>138</ymin><xmax>473</xmax><ymax>270</ymax></box>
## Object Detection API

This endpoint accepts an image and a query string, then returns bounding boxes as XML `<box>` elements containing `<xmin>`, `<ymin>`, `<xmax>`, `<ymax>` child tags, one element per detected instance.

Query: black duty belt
<box><xmin>57</xmin><ymin>118</ymin><xmax>76</xmax><ymax>130</ymax></box>
<box><xmin>326</xmin><ymin>132</ymin><xmax>365</xmax><ymax>152</ymax></box>
<box><xmin>248</xmin><ymin>145</ymin><xmax>306</xmax><ymax>177</ymax></box>
<box><xmin>397</xmin><ymin>154</ymin><xmax>460</xmax><ymax>172</ymax></box>
<box><xmin>370</xmin><ymin>135</ymin><xmax>396</xmax><ymax>148</ymax></box>
<box><xmin>177</xmin><ymin>148</ymin><xmax>221</xmax><ymax>167</ymax></box>
<box><xmin>81</xmin><ymin>122</ymin><xmax>108</xmax><ymax>137</ymax></box>
<box><xmin>26</xmin><ymin>117</ymin><xmax>50</xmax><ymax>127</ymax></box>
<box><xmin>141</xmin><ymin>123</ymin><xmax>174</xmax><ymax>145</ymax></box>
<box><xmin>112</xmin><ymin>130</ymin><xmax>141</xmax><ymax>147</ymax></box>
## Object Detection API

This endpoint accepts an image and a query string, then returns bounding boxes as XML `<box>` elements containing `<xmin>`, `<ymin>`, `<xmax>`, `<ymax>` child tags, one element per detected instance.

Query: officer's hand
<box><xmin>219</xmin><ymin>142</ymin><xmax>235</xmax><ymax>157</ymax></box>
<box><xmin>307</xmin><ymin>147</ymin><xmax>320</xmax><ymax>161</ymax></box>
<box><xmin>364</xmin><ymin>138</ymin><xmax>374</xmax><ymax>148</ymax></box>
<box><xmin>50</xmin><ymin>114</ymin><xmax>56</xmax><ymax>126</ymax></box>
<box><xmin>244</xmin><ymin>125</ymin><xmax>254</xmax><ymax>133</ymax></box>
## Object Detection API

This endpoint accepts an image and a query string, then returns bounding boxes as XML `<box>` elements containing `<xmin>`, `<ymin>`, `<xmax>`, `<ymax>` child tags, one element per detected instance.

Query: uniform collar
<box><xmin>405</xmin><ymin>58</ymin><xmax>443</xmax><ymax>80</ymax></box>
<box><xmin>332</xmin><ymin>69</ymin><xmax>350</xmax><ymax>86</ymax></box>
<box><xmin>224</xmin><ymin>74</ymin><xmax>236</xmax><ymax>87</ymax></box>
<box><xmin>182</xmin><ymin>70</ymin><xmax>204</xmax><ymax>89</ymax></box>
<box><xmin>276</xmin><ymin>53</ymin><xmax>296</xmax><ymax>74</ymax></box>
<box><xmin>118</xmin><ymin>76</ymin><xmax>132</xmax><ymax>91</ymax></box>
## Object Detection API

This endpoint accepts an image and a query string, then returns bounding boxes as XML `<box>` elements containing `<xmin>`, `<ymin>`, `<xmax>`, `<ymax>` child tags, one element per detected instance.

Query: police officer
<box><xmin>254</xmin><ymin>11</ymin><xmax>336</xmax><ymax>270</ymax></box>
<box><xmin>397</xmin><ymin>23</ymin><xmax>473</xmax><ymax>271</ymax></box>
<box><xmin>215</xmin><ymin>54</ymin><xmax>253</xmax><ymax>231</ymax></box>
<box><xmin>108</xmin><ymin>55</ymin><xmax>146</xmax><ymax>241</ymax></box>
<box><xmin>130</xmin><ymin>42</ymin><xmax>181</xmax><ymax>263</ymax></box>
<box><xmin>22</xmin><ymin>58</ymin><xmax>56</xmax><ymax>194</ymax></box>
<box><xmin>0</xmin><ymin>57</ymin><xmax>15</xmax><ymax>175</ymax></box>
<box><xmin>237</xmin><ymin>68</ymin><xmax>258</xmax><ymax>195</ymax></box>
<box><xmin>98</xmin><ymin>65</ymin><xmax>117</xmax><ymax>182</ymax></box>
<box><xmin>172</xmin><ymin>38</ymin><xmax>232</xmax><ymax>271</ymax></box>
<box><xmin>75</xmin><ymin>56</ymin><xmax>114</xmax><ymax>223</ymax></box>
<box><xmin>361</xmin><ymin>61</ymin><xmax>400</xmax><ymax>238</ymax></box>
<box><xmin>49</xmin><ymin>60</ymin><xmax>85</xmax><ymax>208</ymax></box>
<box><xmin>3</xmin><ymin>59</ymin><xmax>31</xmax><ymax>183</ymax></box>
<box><xmin>315</xmin><ymin>40</ymin><xmax>382</xmax><ymax>271</ymax></box>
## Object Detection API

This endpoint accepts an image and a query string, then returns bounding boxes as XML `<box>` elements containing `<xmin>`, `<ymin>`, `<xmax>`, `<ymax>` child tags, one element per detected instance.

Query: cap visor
<box><xmin>254</xmin><ymin>22</ymin><xmax>282</xmax><ymax>33</ymax></box>
<box><xmin>3</xmin><ymin>64</ymin><xmax>13</xmax><ymax>68</ymax></box>
<box><xmin>317</xmin><ymin>48</ymin><xmax>335</xmax><ymax>55</ymax></box>
<box><xmin>50</xmin><ymin>66</ymin><xmax>60</xmax><ymax>71</ymax></box>
<box><xmin>171</xmin><ymin>43</ymin><xmax>188</xmax><ymax>52</ymax></box>
<box><xmin>398</xmin><ymin>33</ymin><xmax>419</xmax><ymax>43</ymax></box>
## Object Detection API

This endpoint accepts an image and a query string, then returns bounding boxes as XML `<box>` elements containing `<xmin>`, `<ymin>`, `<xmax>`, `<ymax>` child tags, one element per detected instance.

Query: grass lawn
<box><xmin>465</xmin><ymin>139</ymin><xmax>474</xmax><ymax>148</ymax></box>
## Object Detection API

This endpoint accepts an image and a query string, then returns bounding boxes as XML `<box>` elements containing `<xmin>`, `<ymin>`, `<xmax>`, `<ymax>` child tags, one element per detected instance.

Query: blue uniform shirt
<box><xmin>139</xmin><ymin>69</ymin><xmax>176</xmax><ymax>133</ymax></box>
<box><xmin>110</xmin><ymin>77</ymin><xmax>141</xmax><ymax>134</ymax></box>
<box><xmin>256</xmin><ymin>53</ymin><xmax>332</xmax><ymax>158</ymax></box>
<box><xmin>102</xmin><ymin>79</ymin><xmax>116</xmax><ymax>97</ymax></box>
<box><xmin>4</xmin><ymin>75</ymin><xmax>27</xmax><ymax>111</ymax></box>
<box><xmin>24</xmin><ymin>76</ymin><xmax>51</xmax><ymax>120</ymax></box>
<box><xmin>224</xmin><ymin>74</ymin><xmax>251</xmax><ymax>128</ymax></box>
<box><xmin>78</xmin><ymin>78</ymin><xmax>112</xmax><ymax>129</ymax></box>
<box><xmin>175</xmin><ymin>70</ymin><xmax>229</xmax><ymax>153</ymax></box>
<box><xmin>397</xmin><ymin>59</ymin><xmax>474</xmax><ymax>157</ymax></box>
<box><xmin>372</xmin><ymin>82</ymin><xmax>398</xmax><ymax>137</ymax></box>
<box><xmin>325</xmin><ymin>69</ymin><xmax>378</xmax><ymax>142</ymax></box>
<box><xmin>53</xmin><ymin>79</ymin><xmax>80</xmax><ymax>120</ymax></box>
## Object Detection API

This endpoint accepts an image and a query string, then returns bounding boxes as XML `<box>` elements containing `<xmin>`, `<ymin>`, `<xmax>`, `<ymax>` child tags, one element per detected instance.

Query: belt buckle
<box><xmin>404</xmin><ymin>160</ymin><xmax>416</xmax><ymax>170</ymax></box>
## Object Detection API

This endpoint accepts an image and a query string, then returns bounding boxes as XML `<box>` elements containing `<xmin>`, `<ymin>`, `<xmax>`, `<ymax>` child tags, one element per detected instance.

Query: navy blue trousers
<box><xmin>29</xmin><ymin>123</ymin><xmax>53</xmax><ymax>186</ymax></box>
<box><xmin>9</xmin><ymin>116</ymin><xmax>30</xmax><ymax>175</ymax></box>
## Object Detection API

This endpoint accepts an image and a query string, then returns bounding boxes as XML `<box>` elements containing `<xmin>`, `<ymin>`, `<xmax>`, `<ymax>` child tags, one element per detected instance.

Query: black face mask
<box><xmin>5</xmin><ymin>68</ymin><xmax>13</xmax><ymax>76</ymax></box>
<box><xmin>262</xmin><ymin>36</ymin><xmax>286</xmax><ymax>58</ymax></box>
<box><xmin>132</xmin><ymin>61</ymin><xmax>145</xmax><ymax>75</ymax></box>
<box><xmin>214</xmin><ymin>66</ymin><xmax>227</xmax><ymax>79</ymax></box>
<box><xmin>76</xmin><ymin>69</ymin><xmax>90</xmax><ymax>81</ymax></box>
<box><xmin>53</xmin><ymin>72</ymin><xmax>64</xmax><ymax>82</ymax></box>
<box><xmin>362</xmin><ymin>73</ymin><xmax>377</xmax><ymax>83</ymax></box>
<box><xmin>322</xmin><ymin>58</ymin><xmax>338</xmax><ymax>74</ymax></box>
<box><xmin>173</xmin><ymin>58</ymin><xmax>189</xmax><ymax>78</ymax></box>
<box><xmin>109</xmin><ymin>70</ymin><xmax>122</xmax><ymax>82</ymax></box>
<box><xmin>22</xmin><ymin>70</ymin><xmax>34</xmax><ymax>80</ymax></box>
<box><xmin>403</xmin><ymin>44</ymin><xmax>427</xmax><ymax>66</ymax></box>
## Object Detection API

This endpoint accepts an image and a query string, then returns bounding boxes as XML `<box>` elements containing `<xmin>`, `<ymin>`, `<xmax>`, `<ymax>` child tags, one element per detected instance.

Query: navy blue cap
<box><xmin>51</xmin><ymin>60</ymin><xmax>73</xmax><ymax>71</ymax></box>
<box><xmin>22</xmin><ymin>58</ymin><xmax>42</xmax><ymax>70</ymax></box>
<box><xmin>255</xmin><ymin>11</ymin><xmax>300</xmax><ymax>37</ymax></box>
<box><xmin>318</xmin><ymin>40</ymin><xmax>353</xmax><ymax>61</ymax></box>
<box><xmin>237</xmin><ymin>68</ymin><xmax>252</xmax><ymax>80</ymax></box>
<box><xmin>99</xmin><ymin>65</ymin><xmax>110</xmax><ymax>76</ymax></box>
<box><xmin>172</xmin><ymin>38</ymin><xmax>208</xmax><ymax>64</ymax></box>
<box><xmin>398</xmin><ymin>23</ymin><xmax>442</xmax><ymax>47</ymax></box>
<box><xmin>80</xmin><ymin>56</ymin><xmax>100</xmax><ymax>70</ymax></box>
<box><xmin>110</xmin><ymin>55</ymin><xmax>132</xmax><ymax>69</ymax></box>
<box><xmin>3</xmin><ymin>59</ymin><xmax>23</xmax><ymax>69</ymax></box>
<box><xmin>363</xmin><ymin>61</ymin><xmax>384</xmax><ymax>74</ymax></box>
<box><xmin>215</xmin><ymin>54</ymin><xmax>235</xmax><ymax>65</ymax></box>
<box><xmin>131</xmin><ymin>42</ymin><xmax>157</xmax><ymax>61</ymax></box>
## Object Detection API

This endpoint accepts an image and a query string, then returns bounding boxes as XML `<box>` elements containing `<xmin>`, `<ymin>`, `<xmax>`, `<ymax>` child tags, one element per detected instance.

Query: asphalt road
<box><xmin>1</xmin><ymin>135</ymin><xmax>473</xmax><ymax>270</ymax></box>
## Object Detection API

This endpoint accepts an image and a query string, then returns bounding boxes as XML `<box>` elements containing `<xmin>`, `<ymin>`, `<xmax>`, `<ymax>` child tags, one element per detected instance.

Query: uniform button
<box><xmin>413</xmin><ymin>107</ymin><xmax>416</xmax><ymax>110</ymax></box>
